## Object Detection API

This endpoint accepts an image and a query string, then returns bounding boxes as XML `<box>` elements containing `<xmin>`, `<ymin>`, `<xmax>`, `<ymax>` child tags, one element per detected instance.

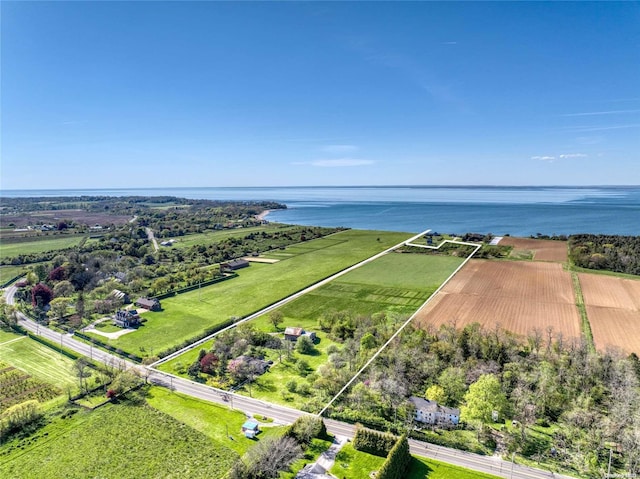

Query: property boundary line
<box><xmin>149</xmin><ymin>229</ymin><xmax>432</xmax><ymax>368</ymax></box>
<box><xmin>317</xmin><ymin>236</ymin><xmax>481</xmax><ymax>417</ymax></box>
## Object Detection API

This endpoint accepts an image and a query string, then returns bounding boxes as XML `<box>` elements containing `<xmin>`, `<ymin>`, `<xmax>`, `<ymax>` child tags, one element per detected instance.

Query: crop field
<box><xmin>107</xmin><ymin>230</ymin><xmax>411</xmax><ymax>355</ymax></box>
<box><xmin>416</xmin><ymin>260</ymin><xmax>581</xmax><ymax>340</ymax></box>
<box><xmin>0</xmin><ymin>333</ymin><xmax>78</xmax><ymax>391</ymax></box>
<box><xmin>0</xmin><ymin>360</ymin><xmax>60</xmax><ymax>412</ymax></box>
<box><xmin>499</xmin><ymin>237</ymin><xmax>568</xmax><ymax>262</ymax></box>
<box><xmin>0</xmin><ymin>235</ymin><xmax>84</xmax><ymax>258</ymax></box>
<box><xmin>579</xmin><ymin>273</ymin><xmax>640</xmax><ymax>353</ymax></box>
<box><xmin>0</xmin><ymin>403</ymin><xmax>238</xmax><ymax>479</ymax></box>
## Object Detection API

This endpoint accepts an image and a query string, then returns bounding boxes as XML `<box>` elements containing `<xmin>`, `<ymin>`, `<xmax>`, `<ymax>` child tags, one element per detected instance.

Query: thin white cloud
<box><xmin>563</xmin><ymin>124</ymin><xmax>640</xmax><ymax>132</ymax></box>
<box><xmin>559</xmin><ymin>153</ymin><xmax>587</xmax><ymax>159</ymax></box>
<box><xmin>322</xmin><ymin>144</ymin><xmax>359</xmax><ymax>153</ymax></box>
<box><xmin>293</xmin><ymin>158</ymin><xmax>375</xmax><ymax>168</ymax></box>
<box><xmin>442</xmin><ymin>41</ymin><xmax>458</xmax><ymax>45</ymax></box>
<box><xmin>562</xmin><ymin>109</ymin><xmax>640</xmax><ymax>117</ymax></box>
<box><xmin>532</xmin><ymin>153</ymin><xmax>587</xmax><ymax>162</ymax></box>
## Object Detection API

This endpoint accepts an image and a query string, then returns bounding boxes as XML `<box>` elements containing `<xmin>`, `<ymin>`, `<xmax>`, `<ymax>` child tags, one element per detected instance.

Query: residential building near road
<box><xmin>410</xmin><ymin>396</ymin><xmax>460</xmax><ymax>427</ymax></box>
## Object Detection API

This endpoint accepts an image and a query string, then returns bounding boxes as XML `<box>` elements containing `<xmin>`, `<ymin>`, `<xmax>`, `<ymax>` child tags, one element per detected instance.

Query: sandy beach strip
<box><xmin>255</xmin><ymin>209</ymin><xmax>272</xmax><ymax>221</ymax></box>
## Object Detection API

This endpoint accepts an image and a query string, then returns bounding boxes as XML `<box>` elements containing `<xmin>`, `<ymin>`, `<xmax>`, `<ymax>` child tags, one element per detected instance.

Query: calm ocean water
<box><xmin>2</xmin><ymin>186</ymin><xmax>639</xmax><ymax>236</ymax></box>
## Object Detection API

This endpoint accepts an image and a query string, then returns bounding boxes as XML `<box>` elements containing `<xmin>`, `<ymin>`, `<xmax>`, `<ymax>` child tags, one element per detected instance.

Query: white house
<box><xmin>410</xmin><ymin>396</ymin><xmax>460</xmax><ymax>427</ymax></box>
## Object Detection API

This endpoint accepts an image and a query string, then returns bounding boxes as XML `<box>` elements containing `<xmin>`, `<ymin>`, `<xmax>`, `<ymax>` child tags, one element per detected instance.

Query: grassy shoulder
<box><xmin>330</xmin><ymin>443</ymin><xmax>501</xmax><ymax>479</ymax></box>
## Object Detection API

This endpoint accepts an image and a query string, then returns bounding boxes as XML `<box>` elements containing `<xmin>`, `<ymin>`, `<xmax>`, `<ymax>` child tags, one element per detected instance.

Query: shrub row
<box><xmin>153</xmin><ymin>273</ymin><xmax>238</xmax><ymax>300</ymax></box>
<box><xmin>408</xmin><ymin>429</ymin><xmax>485</xmax><ymax>455</ymax></box>
<box><xmin>74</xmin><ymin>332</ymin><xmax>143</xmax><ymax>363</ymax></box>
<box><xmin>0</xmin><ymin>274</ymin><xmax>25</xmax><ymax>289</ymax></box>
<box><xmin>283</xmin><ymin>416</ymin><xmax>328</xmax><ymax>445</ymax></box>
<box><xmin>27</xmin><ymin>332</ymin><xmax>79</xmax><ymax>361</ymax></box>
<box><xmin>353</xmin><ymin>426</ymin><xmax>397</xmax><ymax>457</ymax></box>
<box><xmin>377</xmin><ymin>435</ymin><xmax>411</xmax><ymax>479</ymax></box>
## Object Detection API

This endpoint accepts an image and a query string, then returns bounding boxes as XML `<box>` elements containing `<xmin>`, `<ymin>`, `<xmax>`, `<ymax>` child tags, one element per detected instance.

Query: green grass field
<box><xmin>0</xmin><ymin>235</ymin><xmax>84</xmax><ymax>258</ymax></box>
<box><xmin>158</xmin><ymin>252</ymin><xmax>465</xmax><ymax>409</ymax></box>
<box><xmin>170</xmin><ymin>224</ymin><xmax>300</xmax><ymax>249</ymax></box>
<box><xmin>107</xmin><ymin>230</ymin><xmax>411</xmax><ymax>355</ymax></box>
<box><xmin>145</xmin><ymin>387</ymin><xmax>283</xmax><ymax>455</ymax></box>
<box><xmin>0</xmin><ymin>402</ymin><xmax>238</xmax><ymax>479</ymax></box>
<box><xmin>330</xmin><ymin>444</ymin><xmax>501</xmax><ymax>479</ymax></box>
<box><xmin>0</xmin><ymin>332</ymin><xmax>78</xmax><ymax>391</ymax></box>
<box><xmin>0</xmin><ymin>265</ymin><xmax>25</xmax><ymax>284</ymax></box>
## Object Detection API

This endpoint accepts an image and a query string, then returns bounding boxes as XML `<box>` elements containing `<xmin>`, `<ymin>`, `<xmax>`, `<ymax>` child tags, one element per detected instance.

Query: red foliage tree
<box><xmin>48</xmin><ymin>266</ymin><xmax>67</xmax><ymax>282</ymax></box>
<box><xmin>31</xmin><ymin>283</ymin><xmax>54</xmax><ymax>308</ymax></box>
<box><xmin>199</xmin><ymin>352</ymin><xmax>219</xmax><ymax>374</ymax></box>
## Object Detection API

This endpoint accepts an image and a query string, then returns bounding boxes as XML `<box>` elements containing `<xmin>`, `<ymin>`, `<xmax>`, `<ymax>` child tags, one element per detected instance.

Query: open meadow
<box><xmin>0</xmin><ymin>265</ymin><xmax>25</xmax><ymax>284</ymax></box>
<box><xmin>0</xmin><ymin>235</ymin><xmax>84</xmax><ymax>258</ymax></box>
<box><xmin>0</xmin><ymin>401</ymin><xmax>238</xmax><ymax>479</ymax></box>
<box><xmin>578</xmin><ymin>273</ymin><xmax>640</xmax><ymax>354</ymax></box>
<box><xmin>169</xmin><ymin>223</ymin><xmax>301</xmax><ymax>249</ymax></box>
<box><xmin>102</xmin><ymin>230</ymin><xmax>411</xmax><ymax>356</ymax></box>
<box><xmin>416</xmin><ymin>259</ymin><xmax>581</xmax><ymax>340</ymax></box>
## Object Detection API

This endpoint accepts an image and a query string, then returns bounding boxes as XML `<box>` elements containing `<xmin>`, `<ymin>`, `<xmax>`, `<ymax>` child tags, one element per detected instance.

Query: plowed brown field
<box><xmin>416</xmin><ymin>260</ymin><xmax>581</xmax><ymax>339</ymax></box>
<box><xmin>499</xmin><ymin>237</ymin><xmax>568</xmax><ymax>262</ymax></box>
<box><xmin>579</xmin><ymin>273</ymin><xmax>640</xmax><ymax>354</ymax></box>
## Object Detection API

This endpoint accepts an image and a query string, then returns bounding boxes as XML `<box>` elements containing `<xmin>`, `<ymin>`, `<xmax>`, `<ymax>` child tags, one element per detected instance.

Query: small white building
<box><xmin>410</xmin><ymin>396</ymin><xmax>460</xmax><ymax>427</ymax></box>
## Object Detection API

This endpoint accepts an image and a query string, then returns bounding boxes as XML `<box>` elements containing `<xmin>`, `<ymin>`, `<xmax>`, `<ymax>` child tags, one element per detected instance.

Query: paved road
<box><xmin>145</xmin><ymin>227</ymin><xmax>159</xmax><ymax>252</ymax></box>
<box><xmin>3</xmin><ymin>292</ymin><xmax>574</xmax><ymax>479</ymax></box>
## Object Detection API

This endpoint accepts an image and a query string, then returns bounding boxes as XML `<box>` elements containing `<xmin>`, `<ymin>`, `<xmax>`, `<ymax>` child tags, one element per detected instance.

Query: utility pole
<box><xmin>510</xmin><ymin>452</ymin><xmax>515</xmax><ymax>479</ymax></box>
<box><xmin>607</xmin><ymin>447</ymin><xmax>613</xmax><ymax>478</ymax></box>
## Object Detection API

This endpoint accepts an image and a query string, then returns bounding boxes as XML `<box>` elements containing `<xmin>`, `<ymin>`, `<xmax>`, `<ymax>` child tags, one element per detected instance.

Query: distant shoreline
<box><xmin>256</xmin><ymin>210</ymin><xmax>272</xmax><ymax>221</ymax></box>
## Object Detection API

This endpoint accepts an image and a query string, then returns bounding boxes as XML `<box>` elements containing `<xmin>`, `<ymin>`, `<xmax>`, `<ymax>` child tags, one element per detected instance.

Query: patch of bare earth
<box><xmin>416</xmin><ymin>260</ymin><xmax>581</xmax><ymax>340</ymax></box>
<box><xmin>498</xmin><ymin>237</ymin><xmax>568</xmax><ymax>262</ymax></box>
<box><xmin>579</xmin><ymin>273</ymin><xmax>640</xmax><ymax>354</ymax></box>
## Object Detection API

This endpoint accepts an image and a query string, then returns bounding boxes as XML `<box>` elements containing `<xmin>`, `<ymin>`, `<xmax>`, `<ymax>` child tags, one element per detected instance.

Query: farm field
<box><xmin>330</xmin><ymin>444</ymin><xmax>500</xmax><ymax>479</ymax></box>
<box><xmin>0</xmin><ymin>360</ymin><xmax>60</xmax><ymax>412</ymax></box>
<box><xmin>416</xmin><ymin>260</ymin><xmax>581</xmax><ymax>340</ymax></box>
<box><xmin>0</xmin><ymin>332</ymin><xmax>78</xmax><ymax>391</ymax></box>
<box><xmin>498</xmin><ymin>237</ymin><xmax>568</xmax><ymax>262</ymax></box>
<box><xmin>0</xmin><ymin>403</ymin><xmax>238</xmax><ymax>479</ymax></box>
<box><xmin>105</xmin><ymin>230</ymin><xmax>411</xmax><ymax>356</ymax></box>
<box><xmin>0</xmin><ymin>235</ymin><xmax>84</xmax><ymax>258</ymax></box>
<box><xmin>578</xmin><ymin>273</ymin><xmax>640</xmax><ymax>354</ymax></box>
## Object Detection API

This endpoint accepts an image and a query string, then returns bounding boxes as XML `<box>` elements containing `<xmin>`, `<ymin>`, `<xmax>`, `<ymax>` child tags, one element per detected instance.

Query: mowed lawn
<box><xmin>265</xmin><ymin>253</ymin><xmax>464</xmax><ymax>324</ymax></box>
<box><xmin>331</xmin><ymin>444</ymin><xmax>501</xmax><ymax>479</ymax></box>
<box><xmin>0</xmin><ymin>402</ymin><xmax>238</xmax><ymax>479</ymax></box>
<box><xmin>0</xmin><ymin>235</ymin><xmax>84</xmax><ymax>258</ymax></box>
<box><xmin>0</xmin><ymin>332</ymin><xmax>78</xmax><ymax>390</ymax></box>
<box><xmin>145</xmin><ymin>387</ymin><xmax>283</xmax><ymax>455</ymax></box>
<box><xmin>109</xmin><ymin>230</ymin><xmax>411</xmax><ymax>355</ymax></box>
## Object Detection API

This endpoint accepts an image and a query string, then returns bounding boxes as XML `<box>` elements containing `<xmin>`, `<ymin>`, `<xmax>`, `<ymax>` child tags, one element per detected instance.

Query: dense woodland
<box><xmin>569</xmin><ymin>234</ymin><xmax>640</xmax><ymax>275</ymax></box>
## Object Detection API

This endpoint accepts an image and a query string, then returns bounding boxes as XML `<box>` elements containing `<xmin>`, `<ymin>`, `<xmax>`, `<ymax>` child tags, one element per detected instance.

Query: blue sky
<box><xmin>2</xmin><ymin>1</ymin><xmax>639</xmax><ymax>189</ymax></box>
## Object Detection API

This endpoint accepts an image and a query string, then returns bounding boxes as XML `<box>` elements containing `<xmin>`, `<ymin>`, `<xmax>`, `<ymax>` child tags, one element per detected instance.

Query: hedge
<box><xmin>353</xmin><ymin>427</ymin><xmax>398</xmax><ymax>457</ymax></box>
<box><xmin>377</xmin><ymin>434</ymin><xmax>411</xmax><ymax>479</ymax></box>
<box><xmin>153</xmin><ymin>273</ymin><xmax>238</xmax><ymax>300</ymax></box>
<box><xmin>73</xmin><ymin>331</ymin><xmax>143</xmax><ymax>363</ymax></box>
